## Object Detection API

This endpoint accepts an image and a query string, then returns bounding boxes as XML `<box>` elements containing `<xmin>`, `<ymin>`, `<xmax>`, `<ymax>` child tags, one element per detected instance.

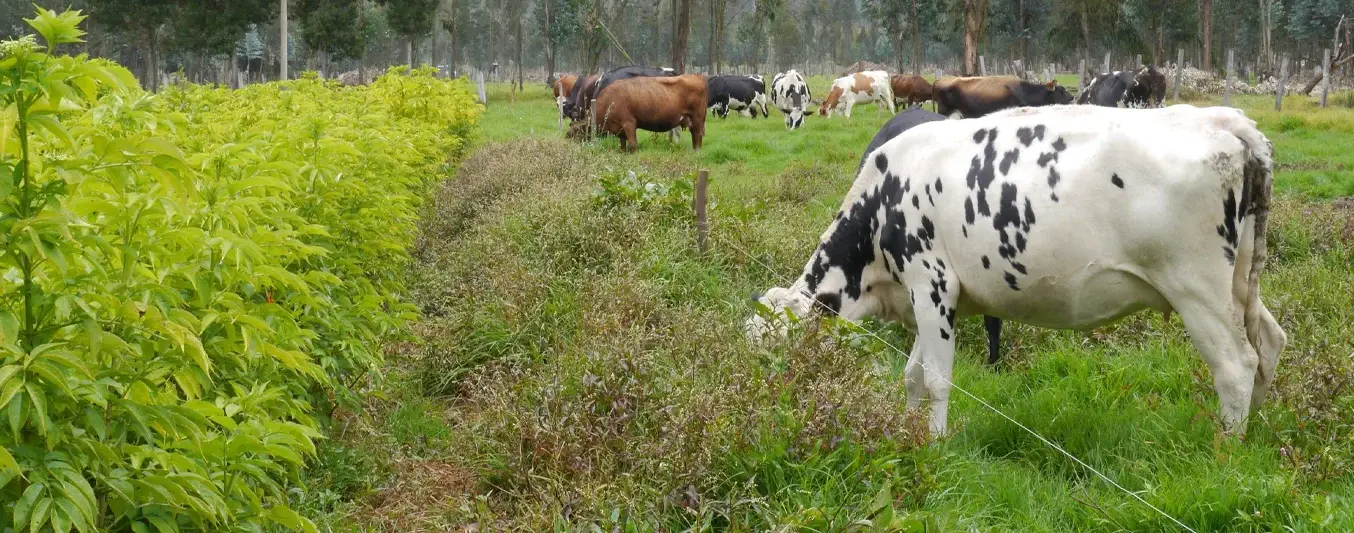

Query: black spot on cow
<box><xmin>1000</xmin><ymin>149</ymin><xmax>1020</xmax><ymax>175</ymax></box>
<box><xmin>964</xmin><ymin>197</ymin><xmax>975</xmax><ymax>224</ymax></box>
<box><xmin>1111</xmin><ymin>173</ymin><xmax>1124</xmax><ymax>188</ymax></box>
<box><xmin>930</xmin><ymin>290</ymin><xmax>941</xmax><ymax>305</ymax></box>
<box><xmin>940</xmin><ymin>329</ymin><xmax>951</xmax><ymax>340</ymax></box>
<box><xmin>966</xmin><ymin>129</ymin><xmax>1000</xmax><ymax>215</ymax></box>
<box><xmin>875</xmin><ymin>153</ymin><xmax>889</xmax><ymax>173</ymax></box>
<box><xmin>1037</xmin><ymin>151</ymin><xmax>1058</xmax><ymax>167</ymax></box>
<box><xmin>1052</xmin><ymin>137</ymin><xmax>1066</xmax><ymax>151</ymax></box>
<box><xmin>962</xmin><ymin>226</ymin><xmax>969</xmax><ymax>238</ymax></box>
<box><xmin>1050</xmin><ymin>192</ymin><xmax>1060</xmax><ymax>202</ymax></box>
<box><xmin>865</xmin><ymin>285</ymin><xmax>873</xmax><ymax>293</ymax></box>
<box><xmin>1012</xmin><ymin>262</ymin><xmax>1027</xmax><ymax>275</ymax></box>
<box><xmin>934</xmin><ymin>178</ymin><xmax>943</xmax><ymax>193</ymax></box>
<box><xmin>1016</xmin><ymin>232</ymin><xmax>1027</xmax><ymax>253</ymax></box>
<box><xmin>1023</xmin><ymin>197</ymin><xmax>1036</xmax><ymax>227</ymax></box>
<box><xmin>1223</xmin><ymin>246</ymin><xmax>1236</xmax><ymax>265</ymax></box>
<box><xmin>807</xmin><ymin>173</ymin><xmax>909</xmax><ymax>299</ymax></box>
<box><xmin>972</xmin><ymin>129</ymin><xmax>987</xmax><ymax>143</ymax></box>
<box><xmin>937</xmin><ymin>258</ymin><xmax>946</xmax><ymax>270</ymax></box>
<box><xmin>982</xmin><ymin>255</ymin><xmax>991</xmax><ymax>269</ymax></box>
<box><xmin>925</xmin><ymin>184</ymin><xmax>934</xmax><ymax>206</ymax></box>
<box><xmin>923</xmin><ymin>259</ymin><xmax>931</xmax><ymax>269</ymax></box>
<box><xmin>920</xmin><ymin>216</ymin><xmax>935</xmax><ymax>241</ymax></box>
<box><xmin>1217</xmin><ymin>189</ymin><xmax>1239</xmax><ymax>249</ymax></box>
<box><xmin>1047</xmin><ymin>167</ymin><xmax>1061</xmax><ymax>189</ymax></box>
<box><xmin>946</xmin><ymin>307</ymin><xmax>956</xmax><ymax>327</ymax></box>
<box><xmin>1016</xmin><ymin>125</ymin><xmax>1047</xmax><ymax>146</ymax></box>
<box><xmin>1004</xmin><ymin>272</ymin><xmax>1020</xmax><ymax>290</ymax></box>
<box><xmin>912</xmin><ymin>195</ymin><xmax>920</xmax><ymax>208</ymax></box>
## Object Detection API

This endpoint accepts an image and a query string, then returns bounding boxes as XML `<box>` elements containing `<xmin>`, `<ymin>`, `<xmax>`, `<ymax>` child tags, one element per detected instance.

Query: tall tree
<box><xmin>89</xmin><ymin>0</ymin><xmax>175</xmax><ymax>90</ymax></box>
<box><xmin>961</xmin><ymin>0</ymin><xmax>988</xmax><ymax>75</ymax></box>
<box><xmin>911</xmin><ymin>0</ymin><xmax>922</xmax><ymax>73</ymax></box>
<box><xmin>670</xmin><ymin>0</ymin><xmax>691</xmax><ymax>72</ymax></box>
<box><xmin>1201</xmin><ymin>0</ymin><xmax>1211</xmax><ymax>70</ymax></box>
<box><xmin>297</xmin><ymin>0</ymin><xmax>365</xmax><ymax>76</ymax></box>
<box><xmin>383</xmin><ymin>0</ymin><xmax>440</xmax><ymax>66</ymax></box>
<box><xmin>865</xmin><ymin>0</ymin><xmax>908</xmax><ymax>73</ymax></box>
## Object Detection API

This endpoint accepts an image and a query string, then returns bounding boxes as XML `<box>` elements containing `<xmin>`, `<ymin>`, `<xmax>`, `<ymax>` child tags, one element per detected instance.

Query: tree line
<box><xmin>2</xmin><ymin>0</ymin><xmax>1350</xmax><ymax>89</ymax></box>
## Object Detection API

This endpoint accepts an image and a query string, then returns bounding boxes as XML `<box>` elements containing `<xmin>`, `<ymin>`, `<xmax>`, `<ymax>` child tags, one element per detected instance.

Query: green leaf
<box><xmin>0</xmin><ymin>445</ymin><xmax>20</xmax><ymax>485</ymax></box>
<box><xmin>14</xmin><ymin>482</ymin><xmax>45</xmax><ymax>527</ymax></box>
<box><xmin>0</xmin><ymin>311</ymin><xmax>19</xmax><ymax>344</ymax></box>
<box><xmin>25</xmin><ymin>382</ymin><xmax>48</xmax><ymax>436</ymax></box>
<box><xmin>28</xmin><ymin>496</ymin><xmax>52</xmax><ymax>533</ymax></box>
<box><xmin>25</xmin><ymin>6</ymin><xmax>87</xmax><ymax>47</ymax></box>
<box><xmin>266</xmin><ymin>505</ymin><xmax>317</xmax><ymax>533</ymax></box>
<box><xmin>27</xmin><ymin>113</ymin><xmax>75</xmax><ymax>150</ymax></box>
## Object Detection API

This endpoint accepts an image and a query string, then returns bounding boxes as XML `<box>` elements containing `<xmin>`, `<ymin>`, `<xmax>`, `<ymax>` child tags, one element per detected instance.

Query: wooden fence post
<box><xmin>1103</xmin><ymin>51</ymin><xmax>1110</xmax><ymax>73</ymax></box>
<box><xmin>1275</xmin><ymin>55</ymin><xmax>1289</xmax><ymax>111</ymax></box>
<box><xmin>935</xmin><ymin>68</ymin><xmax>942</xmax><ymax>81</ymax></box>
<box><xmin>979</xmin><ymin>56</ymin><xmax>986</xmax><ymax>76</ymax></box>
<box><xmin>695</xmin><ymin>170</ymin><xmax>709</xmax><ymax>253</ymax></box>
<box><xmin>1173</xmin><ymin>48</ymin><xmax>1184</xmax><ymax>102</ymax></box>
<box><xmin>1136</xmin><ymin>54</ymin><xmax>1142</xmax><ymax>68</ymax></box>
<box><xmin>1224</xmin><ymin>49</ymin><xmax>1235</xmax><ymax>107</ymax></box>
<box><xmin>1078</xmin><ymin>59</ymin><xmax>1086</xmax><ymax>90</ymax></box>
<box><xmin>1322</xmin><ymin>48</ymin><xmax>1332</xmax><ymax>108</ymax></box>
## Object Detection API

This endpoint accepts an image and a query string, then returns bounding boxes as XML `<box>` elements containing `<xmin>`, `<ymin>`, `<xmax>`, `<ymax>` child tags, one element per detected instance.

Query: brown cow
<box><xmin>932</xmin><ymin>76</ymin><xmax>1073</xmax><ymax>119</ymax></box>
<box><xmin>553</xmin><ymin>74</ymin><xmax>579</xmax><ymax>126</ymax></box>
<box><xmin>890</xmin><ymin>74</ymin><xmax>933</xmax><ymax>107</ymax></box>
<box><xmin>567</xmin><ymin>74</ymin><xmax>707</xmax><ymax>152</ymax></box>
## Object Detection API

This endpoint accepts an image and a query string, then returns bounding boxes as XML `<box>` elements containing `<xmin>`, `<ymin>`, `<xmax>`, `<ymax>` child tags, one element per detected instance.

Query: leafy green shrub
<box><xmin>0</xmin><ymin>8</ymin><xmax>479</xmax><ymax>533</ymax></box>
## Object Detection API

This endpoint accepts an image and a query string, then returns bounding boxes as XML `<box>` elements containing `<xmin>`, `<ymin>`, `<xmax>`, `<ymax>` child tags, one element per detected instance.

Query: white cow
<box><xmin>772</xmin><ymin>70</ymin><xmax>812</xmax><ymax>130</ymax></box>
<box><xmin>747</xmin><ymin>104</ymin><xmax>1286</xmax><ymax>437</ymax></box>
<box><xmin>818</xmin><ymin>70</ymin><xmax>895</xmax><ymax>118</ymax></box>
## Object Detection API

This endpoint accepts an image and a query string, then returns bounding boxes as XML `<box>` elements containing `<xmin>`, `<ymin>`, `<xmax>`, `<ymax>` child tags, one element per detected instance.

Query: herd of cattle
<box><xmin>550</xmin><ymin>64</ymin><xmax>1169</xmax><ymax>151</ymax></box>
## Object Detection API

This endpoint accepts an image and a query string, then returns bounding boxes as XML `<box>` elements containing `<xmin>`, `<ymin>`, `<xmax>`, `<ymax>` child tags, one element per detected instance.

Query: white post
<box><xmin>1173</xmin><ymin>48</ymin><xmax>1184</xmax><ymax>102</ymax></box>
<box><xmin>279</xmin><ymin>0</ymin><xmax>289</xmax><ymax>81</ymax></box>
<box><xmin>1103</xmin><ymin>51</ymin><xmax>1110</xmax><ymax>73</ymax></box>
<box><xmin>1274</xmin><ymin>55</ymin><xmax>1288</xmax><ymax>111</ymax></box>
<box><xmin>1078</xmin><ymin>59</ymin><xmax>1086</xmax><ymax>91</ymax></box>
<box><xmin>1321</xmin><ymin>48</ymin><xmax>1332</xmax><ymax>108</ymax></box>
<box><xmin>1224</xmin><ymin>49</ymin><xmax>1235</xmax><ymax>107</ymax></box>
<box><xmin>1136</xmin><ymin>53</ymin><xmax>1142</xmax><ymax>68</ymax></box>
<box><xmin>979</xmin><ymin>56</ymin><xmax>986</xmax><ymax>76</ymax></box>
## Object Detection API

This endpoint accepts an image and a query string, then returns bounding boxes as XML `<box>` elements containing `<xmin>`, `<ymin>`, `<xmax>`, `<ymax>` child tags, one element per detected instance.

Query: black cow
<box><xmin>563</xmin><ymin>74</ymin><xmax>600</xmax><ymax>121</ymax></box>
<box><xmin>857</xmin><ymin>106</ymin><xmax>1006</xmax><ymax>365</ymax></box>
<box><xmin>707</xmin><ymin>75</ymin><xmax>769</xmax><ymax>118</ymax></box>
<box><xmin>933</xmin><ymin>76</ymin><xmax>1073</xmax><ymax>119</ymax></box>
<box><xmin>1077</xmin><ymin>66</ymin><xmax>1167</xmax><ymax>108</ymax></box>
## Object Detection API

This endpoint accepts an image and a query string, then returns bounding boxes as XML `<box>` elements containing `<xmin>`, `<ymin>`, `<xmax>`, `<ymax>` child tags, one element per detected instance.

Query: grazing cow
<box><xmin>708</xmin><ymin>75</ymin><xmax>770</xmax><ymax>118</ymax></box>
<box><xmin>1078</xmin><ymin>66</ymin><xmax>1168</xmax><ymax>108</ymax></box>
<box><xmin>567</xmin><ymin>74</ymin><xmax>707</xmax><ymax>152</ymax></box>
<box><xmin>855</xmin><ymin>106</ymin><xmax>1009</xmax><ymax>366</ymax></box>
<box><xmin>772</xmin><ymin>70</ymin><xmax>812</xmax><ymax>130</ymax></box>
<box><xmin>553</xmin><ymin>74</ymin><xmax>579</xmax><ymax>126</ymax></box>
<box><xmin>747</xmin><ymin>104</ymin><xmax>1285</xmax><ymax>437</ymax></box>
<box><xmin>562</xmin><ymin>74</ymin><xmax>600</xmax><ymax>122</ymax></box>
<box><xmin>819</xmin><ymin>71</ymin><xmax>895</xmax><ymax>118</ymax></box>
<box><xmin>890</xmin><ymin>74</ymin><xmax>934</xmax><ymax>108</ymax></box>
<box><xmin>933</xmin><ymin>76</ymin><xmax>1073</xmax><ymax>119</ymax></box>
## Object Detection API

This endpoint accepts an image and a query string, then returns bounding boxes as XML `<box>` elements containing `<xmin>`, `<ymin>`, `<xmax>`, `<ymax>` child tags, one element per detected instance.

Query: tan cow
<box><xmin>567</xmin><ymin>74</ymin><xmax>708</xmax><ymax>152</ymax></box>
<box><xmin>552</xmin><ymin>74</ymin><xmax>579</xmax><ymax>128</ymax></box>
<box><xmin>818</xmin><ymin>70</ymin><xmax>894</xmax><ymax>118</ymax></box>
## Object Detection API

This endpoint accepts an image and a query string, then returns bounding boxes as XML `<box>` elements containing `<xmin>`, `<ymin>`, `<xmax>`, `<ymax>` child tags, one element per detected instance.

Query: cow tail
<box><xmin>1237</xmin><ymin>126</ymin><xmax>1274</xmax><ymax>336</ymax></box>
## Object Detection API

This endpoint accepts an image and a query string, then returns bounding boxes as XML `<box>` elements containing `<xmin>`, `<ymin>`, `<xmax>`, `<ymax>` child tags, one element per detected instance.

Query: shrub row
<box><xmin>0</xmin><ymin>9</ymin><xmax>479</xmax><ymax>532</ymax></box>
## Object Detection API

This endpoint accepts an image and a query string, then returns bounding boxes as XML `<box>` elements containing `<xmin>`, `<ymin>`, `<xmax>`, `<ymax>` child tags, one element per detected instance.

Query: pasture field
<box><xmin>305</xmin><ymin>78</ymin><xmax>1354</xmax><ymax>531</ymax></box>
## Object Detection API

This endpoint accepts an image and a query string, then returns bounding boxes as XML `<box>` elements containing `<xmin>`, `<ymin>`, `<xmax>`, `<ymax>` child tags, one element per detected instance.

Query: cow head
<box><xmin>818</xmin><ymin>87</ymin><xmax>843</xmax><ymax>117</ymax></box>
<box><xmin>747</xmin><ymin>167</ymin><xmax>915</xmax><ymax>343</ymax></box>
<box><xmin>1044</xmin><ymin>81</ymin><xmax>1073</xmax><ymax>105</ymax></box>
<box><xmin>565</xmin><ymin>120</ymin><xmax>592</xmax><ymax>141</ymax></box>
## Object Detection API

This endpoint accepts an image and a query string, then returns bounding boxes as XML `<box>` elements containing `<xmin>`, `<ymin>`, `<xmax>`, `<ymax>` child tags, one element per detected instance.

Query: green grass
<box><xmin>307</xmin><ymin>81</ymin><xmax>1354</xmax><ymax>531</ymax></box>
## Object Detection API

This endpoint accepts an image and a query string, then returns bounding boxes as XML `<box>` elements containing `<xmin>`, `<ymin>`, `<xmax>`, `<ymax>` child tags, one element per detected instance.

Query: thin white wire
<box><xmin>710</xmin><ymin>229</ymin><xmax>1198</xmax><ymax>533</ymax></box>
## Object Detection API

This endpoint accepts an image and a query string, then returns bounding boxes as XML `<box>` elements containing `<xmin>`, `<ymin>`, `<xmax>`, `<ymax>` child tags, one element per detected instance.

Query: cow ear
<box><xmin>1046</xmin><ymin>80</ymin><xmax>1057</xmax><ymax>89</ymax></box>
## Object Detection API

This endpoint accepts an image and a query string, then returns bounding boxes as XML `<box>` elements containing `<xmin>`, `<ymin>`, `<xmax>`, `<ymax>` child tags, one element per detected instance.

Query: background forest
<box><xmin>1</xmin><ymin>0</ymin><xmax>1350</xmax><ymax>89</ymax></box>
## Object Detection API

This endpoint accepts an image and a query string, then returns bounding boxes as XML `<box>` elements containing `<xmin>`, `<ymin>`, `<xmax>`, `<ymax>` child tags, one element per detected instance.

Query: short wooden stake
<box><xmin>979</xmin><ymin>56</ymin><xmax>986</xmax><ymax>76</ymax></box>
<box><xmin>1103</xmin><ymin>51</ymin><xmax>1110</xmax><ymax>73</ymax></box>
<box><xmin>1078</xmin><ymin>59</ymin><xmax>1086</xmax><ymax>91</ymax></box>
<box><xmin>695</xmin><ymin>170</ymin><xmax>709</xmax><ymax>253</ymax></box>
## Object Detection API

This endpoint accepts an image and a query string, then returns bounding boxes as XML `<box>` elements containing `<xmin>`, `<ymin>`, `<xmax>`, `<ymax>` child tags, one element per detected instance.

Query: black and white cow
<box><xmin>772</xmin><ymin>70</ymin><xmax>812</xmax><ymax>130</ymax></box>
<box><xmin>856</xmin><ymin>106</ymin><xmax>1008</xmax><ymax>366</ymax></box>
<box><xmin>1077</xmin><ymin>66</ymin><xmax>1168</xmax><ymax>108</ymax></box>
<box><xmin>748</xmin><ymin>104</ymin><xmax>1286</xmax><ymax>436</ymax></box>
<box><xmin>708</xmin><ymin>75</ymin><xmax>770</xmax><ymax>118</ymax></box>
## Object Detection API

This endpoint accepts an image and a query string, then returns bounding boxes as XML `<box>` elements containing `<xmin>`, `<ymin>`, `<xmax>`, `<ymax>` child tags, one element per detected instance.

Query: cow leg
<box><xmin>843</xmin><ymin>94</ymin><xmax>855</xmax><ymax>118</ymax></box>
<box><xmin>904</xmin><ymin>261</ymin><xmax>961</xmax><ymax>436</ymax></box>
<box><xmin>690</xmin><ymin>119</ymin><xmax>704</xmax><ymax>150</ymax></box>
<box><xmin>983</xmin><ymin>316</ymin><xmax>1003</xmax><ymax>366</ymax></box>
<box><xmin>1168</xmin><ymin>287</ymin><xmax>1259</xmax><ymax>434</ymax></box>
<box><xmin>622</xmin><ymin>123</ymin><xmax>638</xmax><ymax>152</ymax></box>
<box><xmin>905</xmin><ymin>343</ymin><xmax>925</xmax><ymax>409</ymax></box>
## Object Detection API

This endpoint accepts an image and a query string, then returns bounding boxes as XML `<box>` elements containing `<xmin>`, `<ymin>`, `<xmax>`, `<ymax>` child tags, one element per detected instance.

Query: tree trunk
<box><xmin>449</xmin><ymin>0</ymin><xmax>458</xmax><ymax>77</ymax></box>
<box><xmin>1201</xmin><ymin>0</ymin><xmax>1212</xmax><ymax>71</ymax></box>
<box><xmin>433</xmin><ymin>1</ymin><xmax>443</xmax><ymax>76</ymax></box>
<box><xmin>1079</xmin><ymin>1</ymin><xmax>1091</xmax><ymax>74</ymax></box>
<box><xmin>545</xmin><ymin>0</ymin><xmax>556</xmax><ymax>82</ymax></box>
<box><xmin>962</xmin><ymin>0</ymin><xmax>984</xmax><ymax>76</ymax></box>
<box><xmin>280</xmin><ymin>0</ymin><xmax>289</xmax><ymax>81</ymax></box>
<box><xmin>516</xmin><ymin>17</ymin><xmax>524</xmax><ymax>89</ymax></box>
<box><xmin>708</xmin><ymin>0</ymin><xmax>716</xmax><ymax>72</ymax></box>
<box><xmin>911</xmin><ymin>0</ymin><xmax>922</xmax><ymax>73</ymax></box>
<box><xmin>148</xmin><ymin>27</ymin><xmax>159</xmax><ymax>91</ymax></box>
<box><xmin>891</xmin><ymin>16</ymin><xmax>905</xmax><ymax>74</ymax></box>
<box><xmin>670</xmin><ymin>0</ymin><xmax>691</xmax><ymax>73</ymax></box>
<box><xmin>407</xmin><ymin>39</ymin><xmax>414</xmax><ymax>67</ymax></box>
<box><xmin>1156</xmin><ymin>8</ymin><xmax>1165</xmax><ymax>65</ymax></box>
<box><xmin>1017</xmin><ymin>0</ymin><xmax>1025</xmax><ymax>60</ymax></box>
